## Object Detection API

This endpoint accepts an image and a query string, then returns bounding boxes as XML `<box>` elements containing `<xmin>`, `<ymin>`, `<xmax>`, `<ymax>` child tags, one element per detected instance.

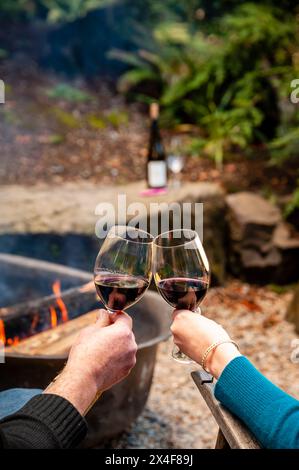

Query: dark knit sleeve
<box><xmin>0</xmin><ymin>394</ymin><xmax>87</xmax><ymax>449</ymax></box>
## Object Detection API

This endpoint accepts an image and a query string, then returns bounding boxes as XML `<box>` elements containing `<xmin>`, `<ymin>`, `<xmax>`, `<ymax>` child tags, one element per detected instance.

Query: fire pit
<box><xmin>0</xmin><ymin>253</ymin><xmax>171</xmax><ymax>447</ymax></box>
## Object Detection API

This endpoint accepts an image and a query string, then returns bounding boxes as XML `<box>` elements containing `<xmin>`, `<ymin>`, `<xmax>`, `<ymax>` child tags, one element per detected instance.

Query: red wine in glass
<box><xmin>157</xmin><ymin>277</ymin><xmax>208</xmax><ymax>311</ymax></box>
<box><xmin>95</xmin><ymin>272</ymin><xmax>149</xmax><ymax>313</ymax></box>
<box><xmin>153</xmin><ymin>229</ymin><xmax>210</xmax><ymax>364</ymax></box>
<box><xmin>94</xmin><ymin>226</ymin><xmax>153</xmax><ymax>314</ymax></box>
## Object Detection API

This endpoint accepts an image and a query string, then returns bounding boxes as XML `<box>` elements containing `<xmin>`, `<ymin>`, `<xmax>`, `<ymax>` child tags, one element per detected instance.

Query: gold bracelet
<box><xmin>201</xmin><ymin>340</ymin><xmax>239</xmax><ymax>373</ymax></box>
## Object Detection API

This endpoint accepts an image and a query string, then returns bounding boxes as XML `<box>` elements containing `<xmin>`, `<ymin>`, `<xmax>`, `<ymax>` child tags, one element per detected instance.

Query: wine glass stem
<box><xmin>172</xmin><ymin>307</ymin><xmax>201</xmax><ymax>363</ymax></box>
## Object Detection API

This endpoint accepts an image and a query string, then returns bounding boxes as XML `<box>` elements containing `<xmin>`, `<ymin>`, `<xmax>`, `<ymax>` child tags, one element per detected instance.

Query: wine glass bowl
<box><xmin>94</xmin><ymin>226</ymin><xmax>153</xmax><ymax>314</ymax></box>
<box><xmin>167</xmin><ymin>154</ymin><xmax>184</xmax><ymax>175</ymax></box>
<box><xmin>153</xmin><ymin>229</ymin><xmax>210</xmax><ymax>362</ymax></box>
<box><xmin>167</xmin><ymin>137</ymin><xmax>185</xmax><ymax>188</ymax></box>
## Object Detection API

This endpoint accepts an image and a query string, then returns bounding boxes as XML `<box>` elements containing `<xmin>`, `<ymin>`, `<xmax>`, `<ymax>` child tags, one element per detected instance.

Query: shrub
<box><xmin>0</xmin><ymin>0</ymin><xmax>114</xmax><ymax>22</ymax></box>
<box><xmin>111</xmin><ymin>3</ymin><xmax>298</xmax><ymax>168</ymax></box>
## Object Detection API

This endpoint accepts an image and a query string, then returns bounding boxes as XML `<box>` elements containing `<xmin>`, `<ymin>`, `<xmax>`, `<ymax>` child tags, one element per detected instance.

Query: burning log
<box><xmin>6</xmin><ymin>310</ymin><xmax>98</xmax><ymax>356</ymax></box>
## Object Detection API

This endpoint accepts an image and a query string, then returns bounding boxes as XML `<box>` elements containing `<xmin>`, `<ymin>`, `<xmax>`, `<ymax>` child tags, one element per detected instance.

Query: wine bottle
<box><xmin>146</xmin><ymin>103</ymin><xmax>167</xmax><ymax>189</ymax></box>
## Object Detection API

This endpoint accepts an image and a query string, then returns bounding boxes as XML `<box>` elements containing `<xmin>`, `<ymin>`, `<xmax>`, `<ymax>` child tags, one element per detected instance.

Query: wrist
<box><xmin>205</xmin><ymin>343</ymin><xmax>241</xmax><ymax>379</ymax></box>
<box><xmin>44</xmin><ymin>366</ymin><xmax>98</xmax><ymax>416</ymax></box>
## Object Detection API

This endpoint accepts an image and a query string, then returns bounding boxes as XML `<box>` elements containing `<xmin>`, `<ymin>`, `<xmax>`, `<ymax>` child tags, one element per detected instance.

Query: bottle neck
<box><xmin>149</xmin><ymin>118</ymin><xmax>160</xmax><ymax>146</ymax></box>
<box><xmin>148</xmin><ymin>115</ymin><xmax>165</xmax><ymax>161</ymax></box>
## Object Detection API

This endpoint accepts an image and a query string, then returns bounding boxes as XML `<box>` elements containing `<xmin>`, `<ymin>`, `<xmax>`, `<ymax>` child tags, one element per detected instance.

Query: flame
<box><xmin>0</xmin><ymin>319</ymin><xmax>6</xmax><ymax>345</ymax></box>
<box><xmin>0</xmin><ymin>280</ymin><xmax>68</xmax><ymax>347</ymax></box>
<box><xmin>52</xmin><ymin>280</ymin><xmax>68</xmax><ymax>323</ymax></box>
<box><xmin>7</xmin><ymin>336</ymin><xmax>19</xmax><ymax>346</ymax></box>
<box><xmin>30</xmin><ymin>314</ymin><xmax>39</xmax><ymax>332</ymax></box>
<box><xmin>50</xmin><ymin>306</ymin><xmax>57</xmax><ymax>328</ymax></box>
<box><xmin>0</xmin><ymin>318</ymin><xmax>19</xmax><ymax>346</ymax></box>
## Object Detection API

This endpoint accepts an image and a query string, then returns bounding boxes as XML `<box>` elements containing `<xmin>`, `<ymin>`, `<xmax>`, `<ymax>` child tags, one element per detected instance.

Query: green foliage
<box><xmin>285</xmin><ymin>186</ymin><xmax>299</xmax><ymax>218</ymax></box>
<box><xmin>42</xmin><ymin>0</ymin><xmax>115</xmax><ymax>23</ymax></box>
<box><xmin>268</xmin><ymin>283</ymin><xmax>295</xmax><ymax>294</ymax></box>
<box><xmin>0</xmin><ymin>49</ymin><xmax>8</xmax><ymax>60</ymax></box>
<box><xmin>47</xmin><ymin>133</ymin><xmax>65</xmax><ymax>144</ymax></box>
<box><xmin>51</xmin><ymin>107</ymin><xmax>80</xmax><ymax>128</ymax></box>
<box><xmin>87</xmin><ymin>114</ymin><xmax>107</xmax><ymax>129</ymax></box>
<box><xmin>87</xmin><ymin>109</ymin><xmax>129</xmax><ymax>129</ymax></box>
<box><xmin>0</xmin><ymin>0</ymin><xmax>114</xmax><ymax>22</ymax></box>
<box><xmin>106</xmin><ymin>109</ymin><xmax>129</xmax><ymax>128</ymax></box>
<box><xmin>187</xmin><ymin>106</ymin><xmax>263</xmax><ymax>168</ymax></box>
<box><xmin>0</xmin><ymin>107</ymin><xmax>23</xmax><ymax>126</ymax></box>
<box><xmin>46</xmin><ymin>83</ymin><xmax>91</xmax><ymax>102</ymax></box>
<box><xmin>269</xmin><ymin>128</ymin><xmax>299</xmax><ymax>164</ymax></box>
<box><xmin>0</xmin><ymin>0</ymin><xmax>35</xmax><ymax>16</ymax></box>
<box><xmin>113</xmin><ymin>2</ymin><xmax>298</xmax><ymax>167</ymax></box>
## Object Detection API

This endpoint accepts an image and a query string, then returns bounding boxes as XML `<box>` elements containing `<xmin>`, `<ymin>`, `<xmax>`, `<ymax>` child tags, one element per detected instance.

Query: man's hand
<box><xmin>44</xmin><ymin>309</ymin><xmax>137</xmax><ymax>415</ymax></box>
<box><xmin>171</xmin><ymin>310</ymin><xmax>240</xmax><ymax>378</ymax></box>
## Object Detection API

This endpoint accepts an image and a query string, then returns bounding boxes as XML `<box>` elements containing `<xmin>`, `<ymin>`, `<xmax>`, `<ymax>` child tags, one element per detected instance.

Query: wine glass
<box><xmin>167</xmin><ymin>137</ymin><xmax>184</xmax><ymax>188</ymax></box>
<box><xmin>94</xmin><ymin>225</ymin><xmax>153</xmax><ymax>314</ymax></box>
<box><xmin>153</xmin><ymin>229</ymin><xmax>210</xmax><ymax>363</ymax></box>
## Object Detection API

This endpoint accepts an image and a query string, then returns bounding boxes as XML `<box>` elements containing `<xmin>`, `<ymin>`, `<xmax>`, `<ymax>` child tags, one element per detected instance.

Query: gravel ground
<box><xmin>103</xmin><ymin>281</ymin><xmax>299</xmax><ymax>449</ymax></box>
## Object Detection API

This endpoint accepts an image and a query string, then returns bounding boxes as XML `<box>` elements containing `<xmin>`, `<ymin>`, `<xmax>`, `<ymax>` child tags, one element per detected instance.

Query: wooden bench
<box><xmin>191</xmin><ymin>370</ymin><xmax>261</xmax><ymax>449</ymax></box>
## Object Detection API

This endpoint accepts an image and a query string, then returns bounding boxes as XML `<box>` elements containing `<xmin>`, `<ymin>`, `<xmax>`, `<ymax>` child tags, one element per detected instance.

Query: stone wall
<box><xmin>226</xmin><ymin>192</ymin><xmax>299</xmax><ymax>285</ymax></box>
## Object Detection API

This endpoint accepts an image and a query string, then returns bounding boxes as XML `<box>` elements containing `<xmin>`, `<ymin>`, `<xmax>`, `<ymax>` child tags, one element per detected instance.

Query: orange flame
<box><xmin>0</xmin><ymin>319</ymin><xmax>6</xmax><ymax>345</ymax></box>
<box><xmin>30</xmin><ymin>314</ymin><xmax>39</xmax><ymax>332</ymax></box>
<box><xmin>0</xmin><ymin>280</ymin><xmax>68</xmax><ymax>347</ymax></box>
<box><xmin>0</xmin><ymin>319</ymin><xmax>19</xmax><ymax>346</ymax></box>
<box><xmin>50</xmin><ymin>306</ymin><xmax>57</xmax><ymax>328</ymax></box>
<box><xmin>7</xmin><ymin>336</ymin><xmax>20</xmax><ymax>346</ymax></box>
<box><xmin>52</xmin><ymin>280</ymin><xmax>68</xmax><ymax>323</ymax></box>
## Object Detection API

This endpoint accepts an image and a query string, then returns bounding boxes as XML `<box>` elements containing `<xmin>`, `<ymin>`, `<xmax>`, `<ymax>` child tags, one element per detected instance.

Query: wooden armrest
<box><xmin>191</xmin><ymin>370</ymin><xmax>261</xmax><ymax>449</ymax></box>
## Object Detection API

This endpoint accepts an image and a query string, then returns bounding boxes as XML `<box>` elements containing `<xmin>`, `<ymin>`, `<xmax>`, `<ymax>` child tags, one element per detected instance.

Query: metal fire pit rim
<box><xmin>0</xmin><ymin>253</ymin><xmax>93</xmax><ymax>281</ymax></box>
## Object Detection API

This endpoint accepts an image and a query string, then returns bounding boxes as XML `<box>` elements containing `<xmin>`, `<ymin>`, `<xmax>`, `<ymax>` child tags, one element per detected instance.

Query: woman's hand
<box><xmin>171</xmin><ymin>310</ymin><xmax>241</xmax><ymax>378</ymax></box>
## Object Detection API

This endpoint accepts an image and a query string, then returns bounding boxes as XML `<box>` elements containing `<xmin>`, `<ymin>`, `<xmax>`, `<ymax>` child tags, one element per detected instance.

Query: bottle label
<box><xmin>148</xmin><ymin>161</ymin><xmax>167</xmax><ymax>188</ymax></box>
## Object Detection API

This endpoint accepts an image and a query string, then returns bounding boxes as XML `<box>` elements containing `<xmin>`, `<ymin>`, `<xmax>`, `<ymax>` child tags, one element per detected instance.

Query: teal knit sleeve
<box><xmin>214</xmin><ymin>356</ymin><xmax>299</xmax><ymax>449</ymax></box>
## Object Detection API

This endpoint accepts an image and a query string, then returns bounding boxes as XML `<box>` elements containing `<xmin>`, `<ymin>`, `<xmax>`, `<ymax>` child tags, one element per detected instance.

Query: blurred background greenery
<box><xmin>1</xmin><ymin>0</ymin><xmax>299</xmax><ymax>212</ymax></box>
